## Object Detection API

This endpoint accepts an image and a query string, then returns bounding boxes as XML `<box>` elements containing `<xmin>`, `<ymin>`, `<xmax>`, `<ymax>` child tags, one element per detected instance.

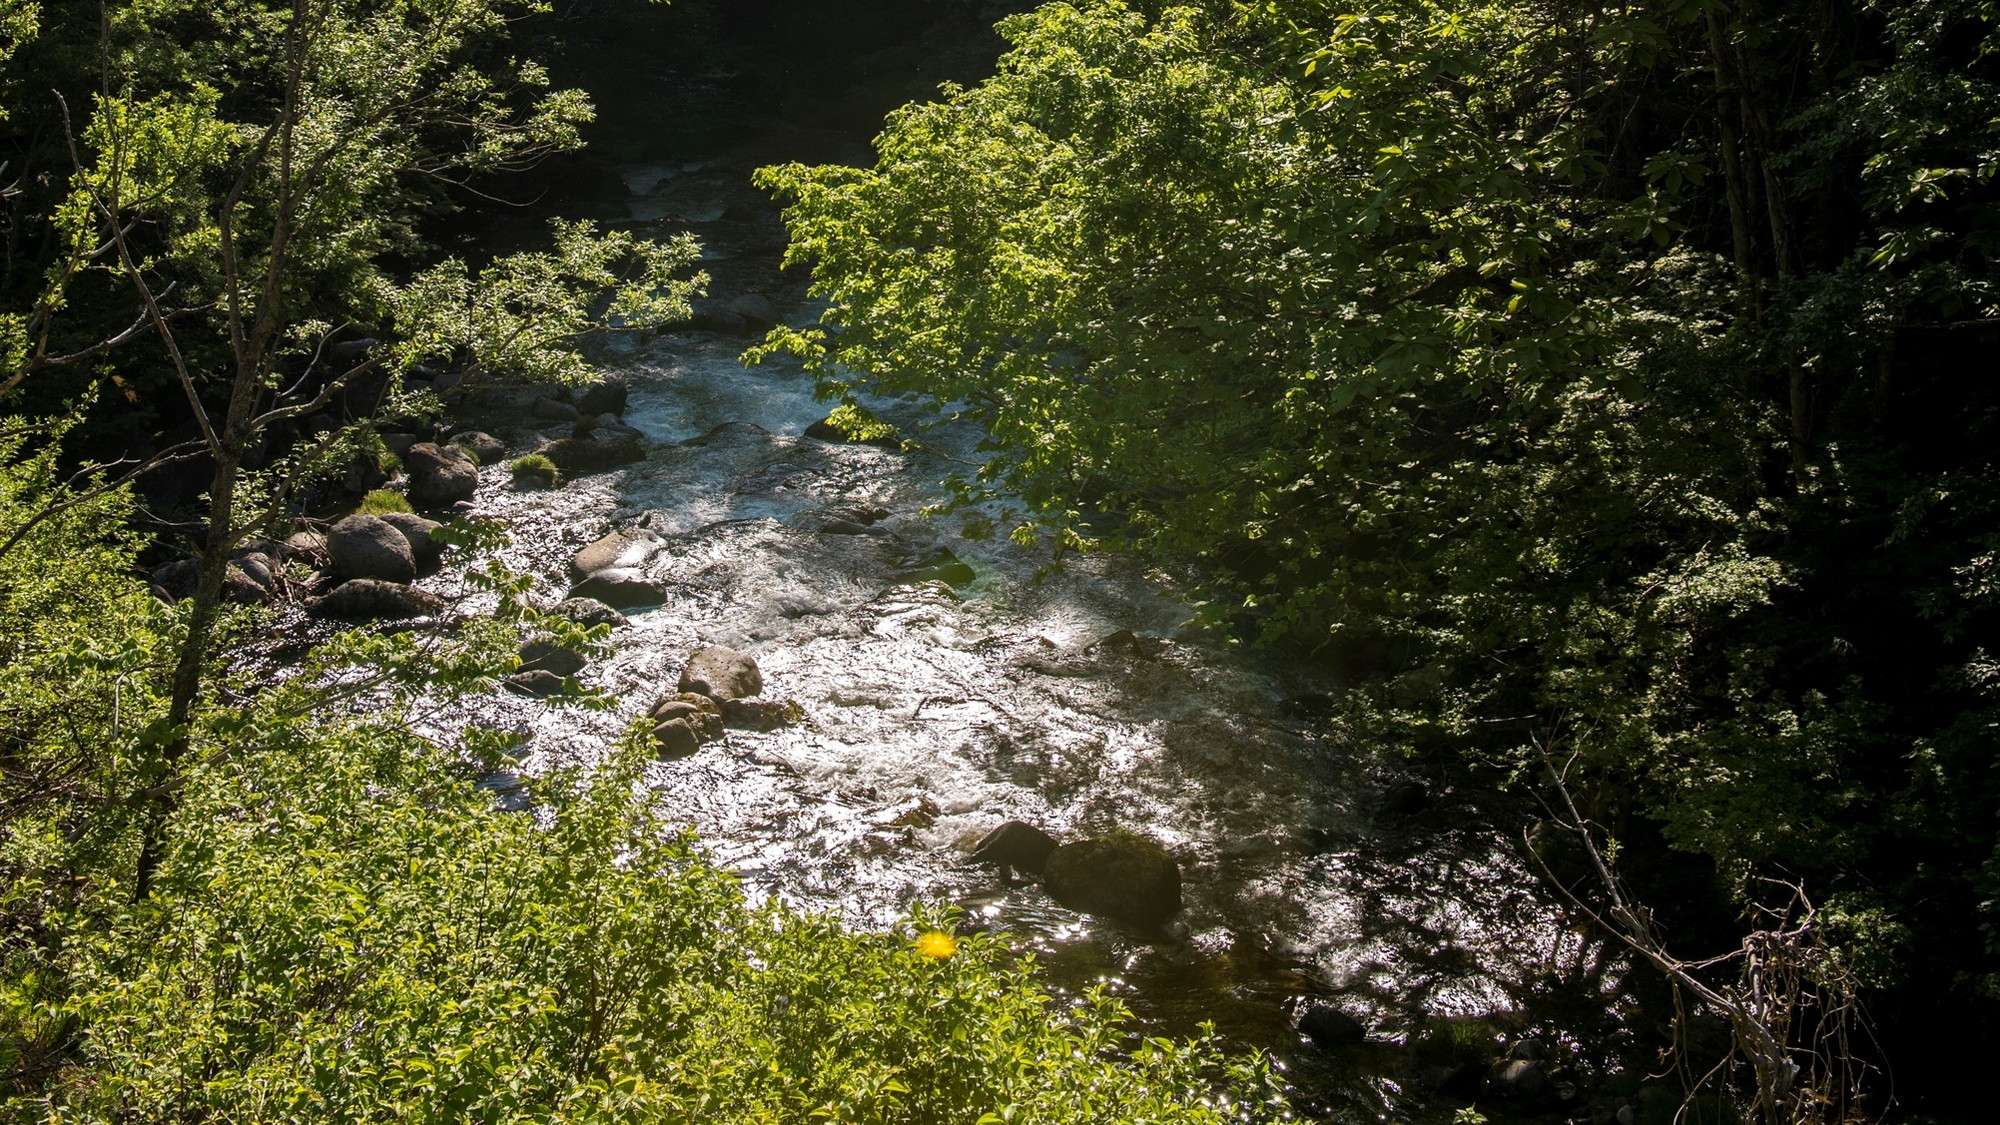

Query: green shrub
<box><xmin>39</xmin><ymin>730</ymin><xmax>1281</xmax><ymax>1123</ymax></box>
<box><xmin>355</xmin><ymin>488</ymin><xmax>414</xmax><ymax>515</ymax></box>
<box><xmin>510</xmin><ymin>452</ymin><xmax>559</xmax><ymax>488</ymax></box>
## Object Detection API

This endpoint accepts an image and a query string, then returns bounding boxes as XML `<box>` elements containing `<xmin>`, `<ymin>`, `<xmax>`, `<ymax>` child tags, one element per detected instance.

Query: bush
<box><xmin>354</xmin><ymin>488</ymin><xmax>414</xmax><ymax>515</ymax></box>
<box><xmin>39</xmin><ymin>727</ymin><xmax>1282</xmax><ymax>1123</ymax></box>
<box><xmin>510</xmin><ymin>452</ymin><xmax>559</xmax><ymax>488</ymax></box>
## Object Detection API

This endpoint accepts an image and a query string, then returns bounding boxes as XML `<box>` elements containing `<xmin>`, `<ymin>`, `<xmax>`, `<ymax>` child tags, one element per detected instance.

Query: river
<box><xmin>413</xmin><ymin>4</ymin><xmax>1616</xmax><ymax>1119</ymax></box>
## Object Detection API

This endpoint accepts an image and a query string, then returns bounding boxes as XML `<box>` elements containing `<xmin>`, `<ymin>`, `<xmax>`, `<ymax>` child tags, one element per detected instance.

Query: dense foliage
<box><xmin>757</xmin><ymin>0</ymin><xmax>2000</xmax><ymax>1113</ymax></box>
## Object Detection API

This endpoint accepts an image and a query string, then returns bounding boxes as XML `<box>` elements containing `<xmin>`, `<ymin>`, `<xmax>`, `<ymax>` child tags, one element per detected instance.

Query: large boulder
<box><xmin>677</xmin><ymin>645</ymin><xmax>762</xmax><ymax>702</ymax></box>
<box><xmin>537</xmin><ymin>433</ymin><xmax>645</xmax><ymax>475</ymax></box>
<box><xmin>376</xmin><ymin>512</ymin><xmax>444</xmax><ymax>567</ymax></box>
<box><xmin>568</xmin><ymin>567</ymin><xmax>666</xmax><ymax>608</ymax></box>
<box><xmin>404</xmin><ymin>442</ymin><xmax>479</xmax><ymax>508</ymax></box>
<box><xmin>968</xmin><ymin>820</ymin><xmax>1060</xmax><ymax>880</ymax></box>
<box><xmin>326</xmin><ymin>514</ymin><xmax>416</xmax><ymax>583</ymax></box>
<box><xmin>571</xmin><ymin>528</ymin><xmax>660</xmax><ymax>578</ymax></box>
<box><xmin>1043</xmin><ymin>834</ymin><xmax>1183</xmax><ymax>928</ymax></box>
<box><xmin>308</xmin><ymin>578</ymin><xmax>444</xmax><ymax>620</ymax></box>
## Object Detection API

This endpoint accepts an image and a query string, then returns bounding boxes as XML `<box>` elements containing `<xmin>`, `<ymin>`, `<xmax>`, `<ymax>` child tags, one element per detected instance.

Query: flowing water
<box><xmin>396</xmin><ymin>10</ymin><xmax>1619</xmax><ymax>1118</ymax></box>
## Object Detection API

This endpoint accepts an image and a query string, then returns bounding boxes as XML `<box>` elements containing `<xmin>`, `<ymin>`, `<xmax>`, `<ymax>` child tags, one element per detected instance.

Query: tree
<box><xmin>0</xmin><ymin>0</ymin><xmax>703</xmax><ymax>894</ymax></box>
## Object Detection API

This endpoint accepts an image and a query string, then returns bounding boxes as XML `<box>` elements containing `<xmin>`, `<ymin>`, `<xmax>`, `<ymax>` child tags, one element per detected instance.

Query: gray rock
<box><xmin>532</xmin><ymin>397</ymin><xmax>581</xmax><ymax>423</ymax></box>
<box><xmin>571</xmin><ymin>529</ymin><xmax>660</xmax><ymax>578</ymax></box>
<box><xmin>1295</xmin><ymin>1001</ymin><xmax>1367</xmax><ymax>1048</ymax></box>
<box><xmin>537</xmin><ymin>434</ymin><xmax>645</xmax><ymax>475</ymax></box>
<box><xmin>1043</xmin><ymin>834</ymin><xmax>1183</xmax><ymax>928</ymax></box>
<box><xmin>678</xmin><ymin>645</ymin><xmax>762</xmax><ymax>701</ymax></box>
<box><xmin>376</xmin><ymin>512</ymin><xmax>444</xmax><ymax>567</ymax></box>
<box><xmin>575</xmin><ymin>382</ymin><xmax>629</xmax><ymax>417</ymax></box>
<box><xmin>381</xmin><ymin>432</ymin><xmax>420</xmax><ymax>458</ymax></box>
<box><xmin>326</xmin><ymin>514</ymin><xmax>416</xmax><ymax>583</ymax></box>
<box><xmin>568</xmin><ymin>567</ymin><xmax>666</xmax><ymax>608</ymax></box>
<box><xmin>308</xmin><ymin>578</ymin><xmax>444</xmax><ymax>620</ymax></box>
<box><xmin>553</xmin><ymin>597</ymin><xmax>627</xmax><ymax>628</ymax></box>
<box><xmin>451</xmin><ymin>431</ymin><xmax>505</xmax><ymax>464</ymax></box>
<box><xmin>968</xmin><ymin>820</ymin><xmax>1060</xmax><ymax>880</ymax></box>
<box><xmin>404</xmin><ymin>442</ymin><xmax>479</xmax><ymax>508</ymax></box>
<box><xmin>519</xmin><ymin>639</ymin><xmax>587</xmax><ymax>677</ymax></box>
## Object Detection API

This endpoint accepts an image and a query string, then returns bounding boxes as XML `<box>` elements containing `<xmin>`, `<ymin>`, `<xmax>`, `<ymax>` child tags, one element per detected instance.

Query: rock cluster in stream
<box><xmin>646</xmin><ymin>645</ymin><xmax>804</xmax><ymax>757</ymax></box>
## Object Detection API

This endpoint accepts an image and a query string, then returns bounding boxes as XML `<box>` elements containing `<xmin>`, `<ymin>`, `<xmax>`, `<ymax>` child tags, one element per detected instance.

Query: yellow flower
<box><xmin>913</xmin><ymin>931</ymin><xmax>958</xmax><ymax>959</ymax></box>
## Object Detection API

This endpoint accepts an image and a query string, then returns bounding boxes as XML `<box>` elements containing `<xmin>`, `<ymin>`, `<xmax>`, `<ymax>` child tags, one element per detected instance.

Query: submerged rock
<box><xmin>571</xmin><ymin>528</ymin><xmax>660</xmax><ymax>578</ymax></box>
<box><xmin>1044</xmin><ymin>834</ymin><xmax>1183</xmax><ymax>928</ymax></box>
<box><xmin>552</xmin><ymin>597</ymin><xmax>628</xmax><ymax>628</ymax></box>
<box><xmin>1294</xmin><ymin>1001</ymin><xmax>1367</xmax><ymax>1048</ymax></box>
<box><xmin>968</xmin><ymin>820</ymin><xmax>1060</xmax><ymax>880</ymax></box>
<box><xmin>719</xmin><ymin>697</ymin><xmax>801</xmax><ymax>731</ymax></box>
<box><xmin>327</xmin><ymin>514</ymin><xmax>416</xmax><ymax>583</ymax></box>
<box><xmin>518</xmin><ymin>639</ymin><xmax>587</xmax><ymax>677</ymax></box>
<box><xmin>568</xmin><ymin>567</ymin><xmax>666</xmax><ymax>608</ymax></box>
<box><xmin>504</xmin><ymin>669</ymin><xmax>569</xmax><ymax>698</ymax></box>
<box><xmin>677</xmin><ymin>645</ymin><xmax>762</xmax><ymax>702</ymax></box>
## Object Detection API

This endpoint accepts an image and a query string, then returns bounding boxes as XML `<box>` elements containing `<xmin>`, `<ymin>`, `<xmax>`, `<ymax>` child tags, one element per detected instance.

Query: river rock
<box><xmin>649</xmin><ymin>693</ymin><xmax>724</xmax><ymax>743</ymax></box>
<box><xmin>532</xmin><ymin>396</ymin><xmax>581</xmax><ymax>423</ymax></box>
<box><xmin>1381</xmin><ymin>778</ymin><xmax>1432</xmax><ymax>818</ymax></box>
<box><xmin>404</xmin><ymin>442</ymin><xmax>478</xmax><ymax>508</ymax></box>
<box><xmin>536</xmin><ymin>433</ymin><xmax>645</xmax><ymax>475</ymax></box>
<box><xmin>719</xmin><ymin>697</ymin><xmax>801</xmax><ymax>731</ymax></box>
<box><xmin>553</xmin><ymin>597</ymin><xmax>628</xmax><ymax>628</ymax></box>
<box><xmin>651</xmin><ymin>717</ymin><xmax>701</xmax><ymax>758</ymax></box>
<box><xmin>1043</xmin><ymin>834</ymin><xmax>1182</xmax><ymax>927</ymax></box>
<box><xmin>1485</xmin><ymin>1058</ymin><xmax>1551</xmax><ymax>1104</ymax></box>
<box><xmin>504</xmin><ymin>669</ymin><xmax>568</xmax><ymax>697</ymax></box>
<box><xmin>575</xmin><ymin>381</ymin><xmax>628</xmax><ymax>417</ymax></box>
<box><xmin>309</xmin><ymin>578</ymin><xmax>444</xmax><ymax>620</ymax></box>
<box><xmin>571</xmin><ymin>528</ymin><xmax>660</xmax><ymax>578</ymax></box>
<box><xmin>327</xmin><ymin>514</ymin><xmax>416</xmax><ymax>583</ymax></box>
<box><xmin>451</xmin><ymin>431</ymin><xmax>505</xmax><ymax>464</ymax></box>
<box><xmin>569</xmin><ymin>567</ymin><xmax>666</xmax><ymax>608</ymax></box>
<box><xmin>1295</xmin><ymin>1001</ymin><xmax>1367</xmax><ymax>1048</ymax></box>
<box><xmin>728</xmin><ymin>292</ymin><xmax>780</xmax><ymax>332</ymax></box>
<box><xmin>519</xmin><ymin>639</ymin><xmax>587</xmax><ymax>677</ymax></box>
<box><xmin>968</xmin><ymin>820</ymin><xmax>1060</xmax><ymax>881</ymax></box>
<box><xmin>376</xmin><ymin>512</ymin><xmax>444</xmax><ymax>567</ymax></box>
<box><xmin>677</xmin><ymin>645</ymin><xmax>762</xmax><ymax>701</ymax></box>
<box><xmin>282</xmin><ymin>530</ymin><xmax>329</xmax><ymax>563</ymax></box>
